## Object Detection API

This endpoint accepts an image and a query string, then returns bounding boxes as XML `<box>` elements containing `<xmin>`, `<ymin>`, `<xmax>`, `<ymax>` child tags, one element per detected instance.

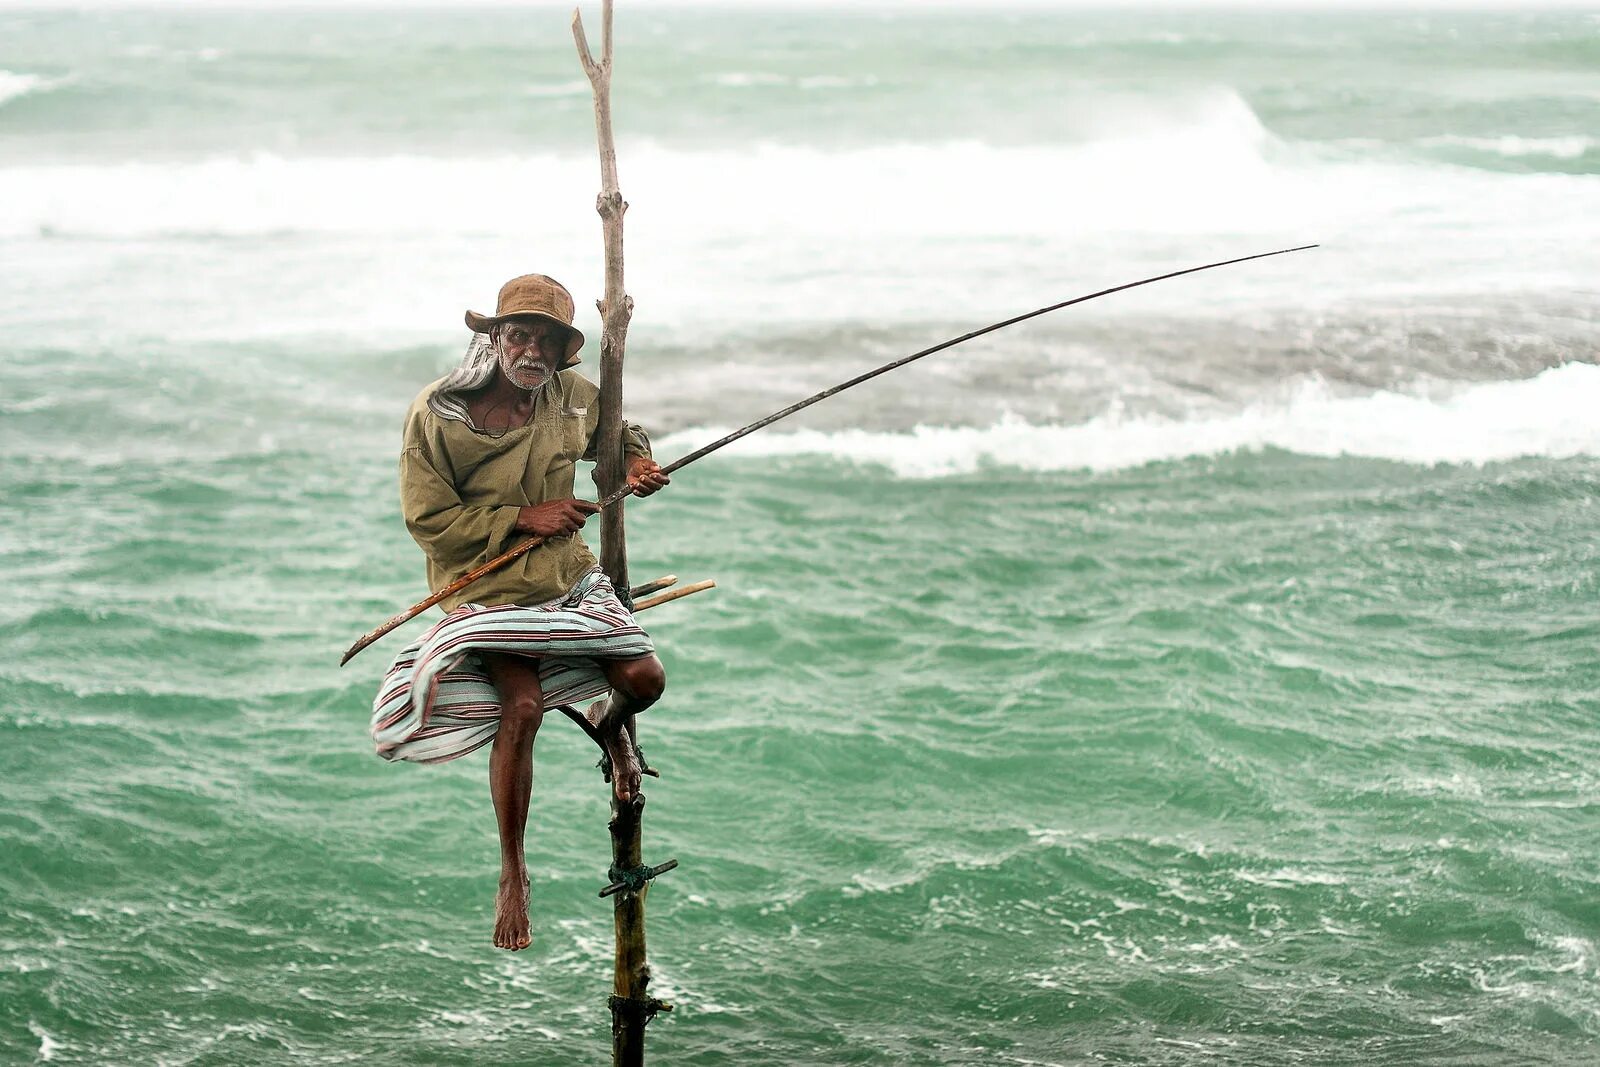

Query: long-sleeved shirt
<box><xmin>399</xmin><ymin>370</ymin><xmax>651</xmax><ymax>612</ymax></box>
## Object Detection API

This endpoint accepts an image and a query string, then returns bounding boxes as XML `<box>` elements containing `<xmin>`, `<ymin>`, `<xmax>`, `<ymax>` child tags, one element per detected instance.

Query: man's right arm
<box><xmin>400</xmin><ymin>445</ymin><xmax>523</xmax><ymax>573</ymax></box>
<box><xmin>401</xmin><ymin>443</ymin><xmax>603</xmax><ymax>572</ymax></box>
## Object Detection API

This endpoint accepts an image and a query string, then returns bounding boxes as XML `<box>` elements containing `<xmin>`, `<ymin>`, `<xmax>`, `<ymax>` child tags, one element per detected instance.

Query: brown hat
<box><xmin>465</xmin><ymin>273</ymin><xmax>585</xmax><ymax>365</ymax></box>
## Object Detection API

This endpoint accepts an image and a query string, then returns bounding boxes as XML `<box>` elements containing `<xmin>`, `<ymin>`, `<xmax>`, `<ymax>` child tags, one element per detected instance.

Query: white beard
<box><xmin>499</xmin><ymin>348</ymin><xmax>554</xmax><ymax>391</ymax></box>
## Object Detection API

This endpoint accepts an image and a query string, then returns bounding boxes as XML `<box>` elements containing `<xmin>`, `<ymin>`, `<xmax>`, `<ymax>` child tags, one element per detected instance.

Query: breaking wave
<box><xmin>2</xmin><ymin>85</ymin><xmax>1594</xmax><ymax>336</ymax></box>
<box><xmin>0</xmin><ymin>70</ymin><xmax>53</xmax><ymax>109</ymax></box>
<box><xmin>1422</xmin><ymin>134</ymin><xmax>1596</xmax><ymax>161</ymax></box>
<box><xmin>0</xmin><ymin>91</ymin><xmax>1278</xmax><ymax>240</ymax></box>
<box><xmin>654</xmin><ymin>363</ymin><xmax>1600</xmax><ymax>477</ymax></box>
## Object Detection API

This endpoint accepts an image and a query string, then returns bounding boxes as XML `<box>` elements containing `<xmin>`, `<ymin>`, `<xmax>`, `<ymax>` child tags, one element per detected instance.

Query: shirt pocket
<box><xmin>557</xmin><ymin>405</ymin><xmax>590</xmax><ymax>462</ymax></box>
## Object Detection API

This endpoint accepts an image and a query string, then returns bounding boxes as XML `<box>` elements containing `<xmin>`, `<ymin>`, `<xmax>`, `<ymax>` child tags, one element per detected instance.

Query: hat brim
<box><xmin>465</xmin><ymin>309</ymin><xmax>585</xmax><ymax>365</ymax></box>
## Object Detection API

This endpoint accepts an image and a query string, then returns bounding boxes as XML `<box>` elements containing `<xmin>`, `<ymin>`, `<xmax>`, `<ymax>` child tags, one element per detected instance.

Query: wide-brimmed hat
<box><xmin>465</xmin><ymin>273</ymin><xmax>585</xmax><ymax>365</ymax></box>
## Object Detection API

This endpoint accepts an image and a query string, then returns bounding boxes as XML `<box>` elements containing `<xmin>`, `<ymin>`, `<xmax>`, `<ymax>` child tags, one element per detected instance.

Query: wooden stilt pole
<box><xmin>571</xmin><ymin>0</ymin><xmax>631</xmax><ymax>600</ymax></box>
<box><xmin>604</xmin><ymin>795</ymin><xmax>668</xmax><ymax>1067</ymax></box>
<box><xmin>572</xmin><ymin>4</ymin><xmax>670</xmax><ymax>1063</ymax></box>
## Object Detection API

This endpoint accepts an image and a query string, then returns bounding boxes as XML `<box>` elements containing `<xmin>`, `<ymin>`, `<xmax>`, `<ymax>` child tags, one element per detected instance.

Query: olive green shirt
<box><xmin>400</xmin><ymin>370</ymin><xmax>651</xmax><ymax>613</ymax></box>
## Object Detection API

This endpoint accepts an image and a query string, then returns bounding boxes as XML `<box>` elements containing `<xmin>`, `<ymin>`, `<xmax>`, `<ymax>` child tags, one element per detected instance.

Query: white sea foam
<box><xmin>0</xmin><ymin>70</ymin><xmax>50</xmax><ymax>108</ymax></box>
<box><xmin>797</xmin><ymin>74</ymin><xmax>879</xmax><ymax>90</ymax></box>
<box><xmin>654</xmin><ymin>363</ymin><xmax>1600</xmax><ymax>477</ymax></box>
<box><xmin>521</xmin><ymin>79</ymin><xmax>590</xmax><ymax>98</ymax></box>
<box><xmin>705</xmin><ymin>72</ymin><xmax>879</xmax><ymax>91</ymax></box>
<box><xmin>2</xmin><ymin>89</ymin><xmax>1596</xmax><ymax>337</ymax></box>
<box><xmin>1423</xmin><ymin>134</ymin><xmax>1595</xmax><ymax>160</ymax></box>
<box><xmin>27</xmin><ymin>1020</ymin><xmax>60</xmax><ymax>1062</ymax></box>
<box><xmin>119</xmin><ymin>45</ymin><xmax>229</xmax><ymax>63</ymax></box>
<box><xmin>0</xmin><ymin>89</ymin><xmax>1282</xmax><ymax>241</ymax></box>
<box><xmin>707</xmin><ymin>71</ymin><xmax>788</xmax><ymax>88</ymax></box>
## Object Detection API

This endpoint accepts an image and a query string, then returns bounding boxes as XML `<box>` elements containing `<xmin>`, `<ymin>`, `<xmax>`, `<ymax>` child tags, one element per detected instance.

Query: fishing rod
<box><xmin>340</xmin><ymin>243</ymin><xmax>1317</xmax><ymax>665</ymax></box>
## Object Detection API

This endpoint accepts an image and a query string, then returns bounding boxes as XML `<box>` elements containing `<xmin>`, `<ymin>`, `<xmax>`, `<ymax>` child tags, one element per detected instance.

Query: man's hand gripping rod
<box><xmin>340</xmin><ymin>244</ymin><xmax>1316</xmax><ymax>666</ymax></box>
<box><xmin>339</xmin><ymin>483</ymin><xmax>641</xmax><ymax>666</ymax></box>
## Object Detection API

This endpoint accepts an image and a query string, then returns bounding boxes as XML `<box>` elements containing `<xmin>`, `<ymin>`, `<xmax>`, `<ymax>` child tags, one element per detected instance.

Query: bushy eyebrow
<box><xmin>503</xmin><ymin>323</ymin><xmax>561</xmax><ymax>340</ymax></box>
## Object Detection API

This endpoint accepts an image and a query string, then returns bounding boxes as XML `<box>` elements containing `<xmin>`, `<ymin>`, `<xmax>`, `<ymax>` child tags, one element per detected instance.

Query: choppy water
<box><xmin>2</xmin><ymin>6</ymin><xmax>1598</xmax><ymax>1065</ymax></box>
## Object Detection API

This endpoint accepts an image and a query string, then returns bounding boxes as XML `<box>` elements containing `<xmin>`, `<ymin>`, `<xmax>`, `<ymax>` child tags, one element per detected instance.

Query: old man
<box><xmin>370</xmin><ymin>273</ymin><xmax>669</xmax><ymax>951</ymax></box>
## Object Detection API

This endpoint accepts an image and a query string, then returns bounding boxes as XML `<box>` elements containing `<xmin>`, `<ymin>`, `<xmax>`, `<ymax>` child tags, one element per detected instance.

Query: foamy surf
<box><xmin>3</xmin><ymin>114</ymin><xmax>1596</xmax><ymax>331</ymax></box>
<box><xmin>655</xmin><ymin>363</ymin><xmax>1600</xmax><ymax>477</ymax></box>
<box><xmin>0</xmin><ymin>98</ymin><xmax>1276</xmax><ymax>240</ymax></box>
<box><xmin>0</xmin><ymin>70</ymin><xmax>51</xmax><ymax>109</ymax></box>
<box><xmin>1422</xmin><ymin>134</ymin><xmax>1596</xmax><ymax>161</ymax></box>
<box><xmin>0</xmin><ymin>87</ymin><xmax>1585</xmax><ymax>248</ymax></box>
<box><xmin>7</xmin><ymin>9</ymin><xmax>1600</xmax><ymax>1066</ymax></box>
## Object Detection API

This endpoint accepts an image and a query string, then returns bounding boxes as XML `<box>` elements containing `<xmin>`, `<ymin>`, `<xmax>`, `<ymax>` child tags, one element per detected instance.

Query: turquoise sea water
<box><xmin>2</xmin><ymin>6</ymin><xmax>1599</xmax><ymax>1065</ymax></box>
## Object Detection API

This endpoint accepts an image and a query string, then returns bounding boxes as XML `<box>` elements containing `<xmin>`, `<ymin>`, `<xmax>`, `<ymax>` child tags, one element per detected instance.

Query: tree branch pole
<box><xmin>572</xmin><ymin>0</ymin><xmax>632</xmax><ymax>598</ymax></box>
<box><xmin>575</xmin><ymin>5</ymin><xmax>668</xmax><ymax>1065</ymax></box>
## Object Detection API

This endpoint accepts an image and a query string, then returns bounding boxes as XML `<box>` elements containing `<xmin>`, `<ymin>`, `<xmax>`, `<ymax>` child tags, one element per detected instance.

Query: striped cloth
<box><xmin>370</xmin><ymin>568</ymin><xmax>654</xmax><ymax>764</ymax></box>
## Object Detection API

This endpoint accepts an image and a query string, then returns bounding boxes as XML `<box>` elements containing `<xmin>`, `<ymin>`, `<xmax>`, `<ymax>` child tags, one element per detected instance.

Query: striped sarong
<box><xmin>370</xmin><ymin>568</ymin><xmax>654</xmax><ymax>764</ymax></box>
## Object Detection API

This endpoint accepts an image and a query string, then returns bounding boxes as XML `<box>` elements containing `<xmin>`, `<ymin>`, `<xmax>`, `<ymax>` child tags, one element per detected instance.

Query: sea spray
<box><xmin>2</xmin><ymin>7</ymin><xmax>1597</xmax><ymax>1065</ymax></box>
<box><xmin>654</xmin><ymin>363</ymin><xmax>1600</xmax><ymax>477</ymax></box>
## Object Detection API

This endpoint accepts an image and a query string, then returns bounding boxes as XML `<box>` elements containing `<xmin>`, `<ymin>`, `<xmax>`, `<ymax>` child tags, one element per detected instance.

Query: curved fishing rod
<box><xmin>340</xmin><ymin>243</ymin><xmax>1317</xmax><ymax>665</ymax></box>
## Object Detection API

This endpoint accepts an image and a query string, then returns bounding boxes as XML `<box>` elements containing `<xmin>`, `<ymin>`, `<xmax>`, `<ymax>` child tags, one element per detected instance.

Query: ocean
<box><xmin>1</xmin><ymin>5</ymin><xmax>1597</xmax><ymax>1064</ymax></box>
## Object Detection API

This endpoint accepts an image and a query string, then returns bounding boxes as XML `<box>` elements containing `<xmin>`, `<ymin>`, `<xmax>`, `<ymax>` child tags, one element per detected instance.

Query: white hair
<box><xmin>427</xmin><ymin>331</ymin><xmax>498</xmax><ymax>425</ymax></box>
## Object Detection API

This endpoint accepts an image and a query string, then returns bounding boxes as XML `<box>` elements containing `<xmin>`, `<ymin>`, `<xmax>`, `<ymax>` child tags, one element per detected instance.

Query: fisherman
<box><xmin>369</xmin><ymin>273</ymin><xmax>670</xmax><ymax>952</ymax></box>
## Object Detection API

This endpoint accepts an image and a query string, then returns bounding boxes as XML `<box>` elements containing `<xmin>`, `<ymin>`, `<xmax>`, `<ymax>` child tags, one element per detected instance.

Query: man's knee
<box><xmin>614</xmin><ymin>657</ymin><xmax>666</xmax><ymax>708</ymax></box>
<box><xmin>483</xmin><ymin>653</ymin><xmax>545</xmax><ymax>732</ymax></box>
<box><xmin>501</xmin><ymin>689</ymin><xmax>544</xmax><ymax>733</ymax></box>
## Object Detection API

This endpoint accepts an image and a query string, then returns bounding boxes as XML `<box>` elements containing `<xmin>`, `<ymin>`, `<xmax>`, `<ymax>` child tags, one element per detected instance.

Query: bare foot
<box><xmin>587</xmin><ymin>698</ymin><xmax>641</xmax><ymax>803</ymax></box>
<box><xmin>493</xmin><ymin>872</ymin><xmax>531</xmax><ymax>951</ymax></box>
<box><xmin>603</xmin><ymin>723</ymin><xmax>641</xmax><ymax>803</ymax></box>
<box><xmin>583</xmin><ymin>697</ymin><xmax>614</xmax><ymax>734</ymax></box>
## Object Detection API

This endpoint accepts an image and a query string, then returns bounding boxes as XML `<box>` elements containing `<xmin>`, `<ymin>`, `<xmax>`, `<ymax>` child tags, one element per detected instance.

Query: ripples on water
<box><xmin>3</xmin><ymin>6</ymin><xmax>1599</xmax><ymax>1065</ymax></box>
<box><xmin>5</xmin><ymin>443</ymin><xmax>1598</xmax><ymax>1063</ymax></box>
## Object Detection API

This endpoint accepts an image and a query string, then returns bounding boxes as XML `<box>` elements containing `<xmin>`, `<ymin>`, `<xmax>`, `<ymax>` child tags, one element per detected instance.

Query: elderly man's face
<box><xmin>494</xmin><ymin>317</ymin><xmax>567</xmax><ymax>391</ymax></box>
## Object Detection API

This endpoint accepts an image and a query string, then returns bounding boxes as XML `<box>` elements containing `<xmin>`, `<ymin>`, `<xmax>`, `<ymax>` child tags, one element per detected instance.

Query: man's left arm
<box><xmin>583</xmin><ymin>419</ymin><xmax>670</xmax><ymax>496</ymax></box>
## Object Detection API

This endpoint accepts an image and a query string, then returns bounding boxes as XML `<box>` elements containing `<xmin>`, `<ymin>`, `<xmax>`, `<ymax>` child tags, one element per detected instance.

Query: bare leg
<box><xmin>481</xmin><ymin>651</ymin><xmax>545</xmax><ymax>952</ymax></box>
<box><xmin>586</xmin><ymin>654</ymin><xmax>666</xmax><ymax>804</ymax></box>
